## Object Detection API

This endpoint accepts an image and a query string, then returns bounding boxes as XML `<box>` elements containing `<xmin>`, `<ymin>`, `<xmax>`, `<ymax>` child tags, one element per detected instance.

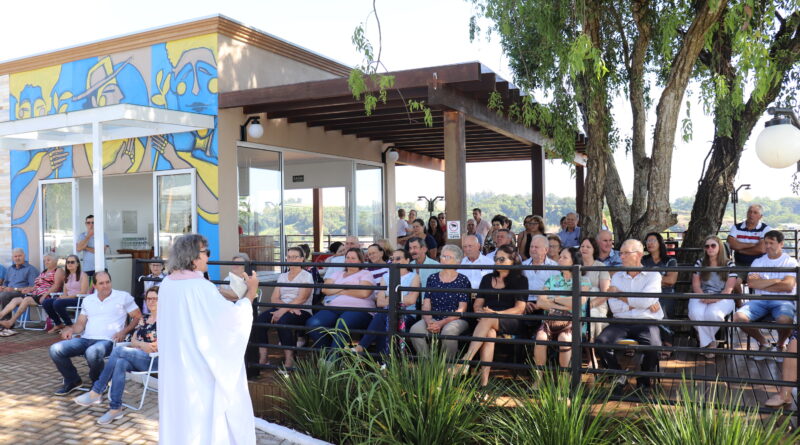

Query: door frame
<box><xmin>152</xmin><ymin>168</ymin><xmax>197</xmax><ymax>257</ymax></box>
<box><xmin>37</xmin><ymin>177</ymin><xmax>78</xmax><ymax>269</ymax></box>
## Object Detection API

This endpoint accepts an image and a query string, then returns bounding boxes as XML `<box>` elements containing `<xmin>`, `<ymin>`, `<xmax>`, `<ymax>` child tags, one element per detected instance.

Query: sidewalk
<box><xmin>0</xmin><ymin>329</ymin><xmax>290</xmax><ymax>444</ymax></box>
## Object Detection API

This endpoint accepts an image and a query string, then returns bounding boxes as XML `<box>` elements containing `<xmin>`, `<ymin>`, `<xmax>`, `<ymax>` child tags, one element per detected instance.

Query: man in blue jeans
<box><xmin>49</xmin><ymin>271</ymin><xmax>141</xmax><ymax>395</ymax></box>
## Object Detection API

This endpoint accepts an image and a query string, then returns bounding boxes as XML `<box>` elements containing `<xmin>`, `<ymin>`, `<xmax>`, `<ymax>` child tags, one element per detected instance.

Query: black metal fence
<box><xmin>134</xmin><ymin>258</ymin><xmax>800</xmax><ymax>416</ymax></box>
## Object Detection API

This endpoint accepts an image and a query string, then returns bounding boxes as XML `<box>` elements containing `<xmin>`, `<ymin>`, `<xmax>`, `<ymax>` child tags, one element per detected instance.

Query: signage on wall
<box><xmin>447</xmin><ymin>220</ymin><xmax>461</xmax><ymax>239</ymax></box>
<box><xmin>292</xmin><ymin>175</ymin><xmax>304</xmax><ymax>183</ymax></box>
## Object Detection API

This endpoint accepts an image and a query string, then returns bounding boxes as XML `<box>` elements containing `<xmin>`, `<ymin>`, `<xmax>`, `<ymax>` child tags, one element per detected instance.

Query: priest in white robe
<box><xmin>158</xmin><ymin>234</ymin><xmax>260</xmax><ymax>445</ymax></box>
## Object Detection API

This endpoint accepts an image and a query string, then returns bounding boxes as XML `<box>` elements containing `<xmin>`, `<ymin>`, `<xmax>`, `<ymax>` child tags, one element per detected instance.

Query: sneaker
<box><xmin>96</xmin><ymin>409</ymin><xmax>124</xmax><ymax>425</ymax></box>
<box><xmin>54</xmin><ymin>379</ymin><xmax>83</xmax><ymax>396</ymax></box>
<box><xmin>752</xmin><ymin>345</ymin><xmax>774</xmax><ymax>361</ymax></box>
<box><xmin>74</xmin><ymin>391</ymin><xmax>103</xmax><ymax>406</ymax></box>
<box><xmin>296</xmin><ymin>336</ymin><xmax>307</xmax><ymax>348</ymax></box>
<box><xmin>610</xmin><ymin>376</ymin><xmax>627</xmax><ymax>397</ymax></box>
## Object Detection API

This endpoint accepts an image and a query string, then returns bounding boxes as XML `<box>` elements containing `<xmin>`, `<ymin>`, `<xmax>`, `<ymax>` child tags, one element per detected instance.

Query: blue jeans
<box><xmin>306</xmin><ymin>309</ymin><xmax>372</xmax><ymax>349</ymax></box>
<box><xmin>358</xmin><ymin>313</ymin><xmax>416</xmax><ymax>355</ymax></box>
<box><xmin>92</xmin><ymin>346</ymin><xmax>157</xmax><ymax>410</ymax></box>
<box><xmin>42</xmin><ymin>297</ymin><xmax>79</xmax><ymax>326</ymax></box>
<box><xmin>49</xmin><ymin>338</ymin><xmax>113</xmax><ymax>385</ymax></box>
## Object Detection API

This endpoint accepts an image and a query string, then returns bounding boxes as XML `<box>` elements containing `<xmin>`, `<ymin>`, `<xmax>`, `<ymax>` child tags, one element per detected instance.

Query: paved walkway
<box><xmin>0</xmin><ymin>329</ymin><xmax>291</xmax><ymax>444</ymax></box>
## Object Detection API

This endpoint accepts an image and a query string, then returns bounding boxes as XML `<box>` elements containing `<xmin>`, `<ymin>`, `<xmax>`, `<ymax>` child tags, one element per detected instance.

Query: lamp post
<box><xmin>415</xmin><ymin>195</ymin><xmax>445</xmax><ymax>218</ymax></box>
<box><xmin>731</xmin><ymin>184</ymin><xmax>751</xmax><ymax>223</ymax></box>
<box><xmin>754</xmin><ymin>107</ymin><xmax>800</xmax><ymax>192</ymax></box>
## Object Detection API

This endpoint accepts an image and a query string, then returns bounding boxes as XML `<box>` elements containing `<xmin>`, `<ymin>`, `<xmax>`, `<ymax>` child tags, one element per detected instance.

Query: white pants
<box><xmin>589</xmin><ymin>300</ymin><xmax>608</xmax><ymax>341</ymax></box>
<box><xmin>688</xmin><ymin>298</ymin><xmax>735</xmax><ymax>347</ymax></box>
<box><xmin>409</xmin><ymin>319</ymin><xmax>469</xmax><ymax>359</ymax></box>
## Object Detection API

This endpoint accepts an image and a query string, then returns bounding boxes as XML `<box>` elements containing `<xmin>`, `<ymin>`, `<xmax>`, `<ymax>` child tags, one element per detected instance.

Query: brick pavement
<box><xmin>0</xmin><ymin>330</ymin><xmax>290</xmax><ymax>444</ymax></box>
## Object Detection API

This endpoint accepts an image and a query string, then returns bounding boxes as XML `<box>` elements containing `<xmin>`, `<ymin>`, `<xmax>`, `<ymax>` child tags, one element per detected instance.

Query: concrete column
<box><xmin>313</xmin><ymin>188</ymin><xmax>323</xmax><ymax>253</ymax></box>
<box><xmin>383</xmin><ymin>146</ymin><xmax>397</xmax><ymax>246</ymax></box>
<box><xmin>531</xmin><ymin>144</ymin><xmax>545</xmax><ymax>216</ymax></box>
<box><xmin>443</xmin><ymin>111</ymin><xmax>466</xmax><ymax>244</ymax></box>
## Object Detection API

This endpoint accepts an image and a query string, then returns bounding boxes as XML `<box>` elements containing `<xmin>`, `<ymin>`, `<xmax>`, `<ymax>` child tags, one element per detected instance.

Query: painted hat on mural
<box><xmin>71</xmin><ymin>56</ymin><xmax>132</xmax><ymax>103</ymax></box>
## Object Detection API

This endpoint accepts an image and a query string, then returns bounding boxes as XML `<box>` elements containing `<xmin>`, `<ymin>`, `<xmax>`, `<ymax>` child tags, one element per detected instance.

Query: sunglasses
<box><xmin>66</xmin><ymin>261</ymin><xmax>77</xmax><ymax>264</ymax></box>
<box><xmin>494</xmin><ymin>256</ymin><xmax>509</xmax><ymax>262</ymax></box>
<box><xmin>704</xmin><ymin>244</ymin><xmax>718</xmax><ymax>249</ymax></box>
<box><xmin>200</xmin><ymin>249</ymin><xmax>212</xmax><ymax>257</ymax></box>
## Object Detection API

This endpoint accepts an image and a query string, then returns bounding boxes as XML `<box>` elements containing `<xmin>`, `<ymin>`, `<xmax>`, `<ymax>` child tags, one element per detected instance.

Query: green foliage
<box><xmin>488</xmin><ymin>372</ymin><xmax>624</xmax><ymax>445</ymax></box>
<box><xmin>278</xmin><ymin>343</ymin><xmax>489</xmax><ymax>444</ymax></box>
<box><xmin>626</xmin><ymin>379</ymin><xmax>800</xmax><ymax>444</ymax></box>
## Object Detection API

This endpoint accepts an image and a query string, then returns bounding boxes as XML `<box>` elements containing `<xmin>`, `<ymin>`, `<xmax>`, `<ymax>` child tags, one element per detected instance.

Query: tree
<box><xmin>681</xmin><ymin>3</ymin><xmax>799</xmax><ymax>258</ymax></box>
<box><xmin>472</xmin><ymin>0</ymin><xmax>728</xmax><ymax>244</ymax></box>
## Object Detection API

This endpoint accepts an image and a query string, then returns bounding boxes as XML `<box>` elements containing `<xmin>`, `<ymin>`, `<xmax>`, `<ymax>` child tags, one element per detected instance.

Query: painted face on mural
<box><xmin>15</xmin><ymin>85</ymin><xmax>47</xmax><ymax>119</ymax></box>
<box><xmin>172</xmin><ymin>48</ymin><xmax>218</xmax><ymax>114</ymax></box>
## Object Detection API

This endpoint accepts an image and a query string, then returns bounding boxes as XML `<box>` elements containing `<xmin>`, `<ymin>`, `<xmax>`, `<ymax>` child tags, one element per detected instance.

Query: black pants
<box><xmin>596</xmin><ymin>323</ymin><xmax>661</xmax><ymax>387</ymax></box>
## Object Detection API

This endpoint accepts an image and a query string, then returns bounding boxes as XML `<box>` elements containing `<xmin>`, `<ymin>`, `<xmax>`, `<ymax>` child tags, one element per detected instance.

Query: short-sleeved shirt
<box><xmin>583</xmin><ymin>260</ymin><xmax>611</xmax><ymax>291</ymax></box>
<box><xmin>478</xmin><ymin>274</ymin><xmax>528</xmax><ymax>311</ymax></box>
<box><xmin>458</xmin><ymin>254</ymin><xmax>494</xmax><ymax>289</ymax></box>
<box><xmin>558</xmin><ymin>227</ymin><xmax>582</xmax><ymax>248</ymax></box>
<box><xmin>642</xmin><ymin>255</ymin><xmax>678</xmax><ymax>292</ymax></box>
<box><xmin>78</xmin><ymin>231</ymin><xmax>109</xmax><ymax>272</ymax></box>
<box><xmin>134</xmin><ymin>317</ymin><xmax>157</xmax><ymax>343</ymax></box>
<box><xmin>327</xmin><ymin>269</ymin><xmax>376</xmax><ymax>309</ymax></box>
<box><xmin>474</xmin><ymin>218</ymin><xmax>491</xmax><ymax>239</ymax></box>
<box><xmin>693</xmin><ymin>259</ymin><xmax>737</xmax><ymax>294</ymax></box>
<box><xmin>397</xmin><ymin>219</ymin><xmax>410</xmax><ymax>237</ymax></box>
<box><xmin>80</xmin><ymin>289</ymin><xmax>138</xmax><ymax>340</ymax></box>
<box><xmin>541</xmin><ymin>274</ymin><xmax>591</xmax><ymax>316</ymax></box>
<box><xmin>424</xmin><ymin>272</ymin><xmax>471</xmax><ymax>321</ymax></box>
<box><xmin>728</xmin><ymin>221</ymin><xmax>772</xmax><ymax>266</ymax></box>
<box><xmin>277</xmin><ymin>270</ymin><xmax>315</xmax><ymax>314</ymax></box>
<box><xmin>522</xmin><ymin>257</ymin><xmax>559</xmax><ymax>300</ymax></box>
<box><xmin>750</xmin><ymin>253</ymin><xmax>798</xmax><ymax>296</ymax></box>
<box><xmin>5</xmin><ymin>262</ymin><xmax>39</xmax><ymax>288</ymax></box>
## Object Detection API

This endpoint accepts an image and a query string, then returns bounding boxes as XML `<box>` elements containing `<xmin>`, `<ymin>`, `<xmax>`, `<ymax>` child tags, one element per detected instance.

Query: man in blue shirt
<box><xmin>0</xmin><ymin>248</ymin><xmax>39</xmax><ymax>325</ymax></box>
<box><xmin>596</xmin><ymin>230</ymin><xmax>622</xmax><ymax>270</ymax></box>
<box><xmin>558</xmin><ymin>212</ymin><xmax>582</xmax><ymax>248</ymax></box>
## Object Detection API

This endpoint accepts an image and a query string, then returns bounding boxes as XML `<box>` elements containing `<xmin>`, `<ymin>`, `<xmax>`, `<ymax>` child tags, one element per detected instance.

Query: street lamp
<box><xmin>755</xmin><ymin>107</ymin><xmax>800</xmax><ymax>192</ymax></box>
<box><xmin>416</xmin><ymin>195</ymin><xmax>445</xmax><ymax>218</ymax></box>
<box><xmin>731</xmin><ymin>183</ymin><xmax>751</xmax><ymax>223</ymax></box>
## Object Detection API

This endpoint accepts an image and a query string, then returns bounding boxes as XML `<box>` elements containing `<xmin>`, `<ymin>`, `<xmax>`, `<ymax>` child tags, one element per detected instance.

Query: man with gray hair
<box><xmin>521</xmin><ymin>235</ymin><xmax>559</xmax><ymax>324</ymax></box>
<box><xmin>596</xmin><ymin>230</ymin><xmax>622</xmax><ymax>268</ymax></box>
<box><xmin>0</xmin><ymin>248</ymin><xmax>38</xmax><ymax>327</ymax></box>
<box><xmin>558</xmin><ymin>212</ymin><xmax>581</xmax><ymax>248</ymax></box>
<box><xmin>458</xmin><ymin>235</ymin><xmax>493</xmax><ymax>289</ymax></box>
<box><xmin>486</xmin><ymin>228</ymin><xmax>513</xmax><ymax>262</ymax></box>
<box><xmin>595</xmin><ymin>239</ymin><xmax>663</xmax><ymax>394</ymax></box>
<box><xmin>727</xmin><ymin>204</ymin><xmax>771</xmax><ymax>269</ymax></box>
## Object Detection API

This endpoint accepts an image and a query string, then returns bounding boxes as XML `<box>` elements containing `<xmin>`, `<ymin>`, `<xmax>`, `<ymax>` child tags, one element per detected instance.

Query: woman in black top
<box><xmin>454</xmin><ymin>245</ymin><xmax>528</xmax><ymax>386</ymax></box>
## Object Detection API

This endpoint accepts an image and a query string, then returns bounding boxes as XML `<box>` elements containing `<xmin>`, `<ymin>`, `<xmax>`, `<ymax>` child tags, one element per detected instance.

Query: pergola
<box><xmin>0</xmin><ymin>104</ymin><xmax>215</xmax><ymax>270</ymax></box>
<box><xmin>220</xmin><ymin>62</ymin><xmax>587</xmax><ymax>228</ymax></box>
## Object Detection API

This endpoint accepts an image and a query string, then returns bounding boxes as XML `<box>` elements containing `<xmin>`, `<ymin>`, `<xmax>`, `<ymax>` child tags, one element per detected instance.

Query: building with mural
<box><xmin>0</xmin><ymin>15</ymin><xmax>555</xmax><ymax>290</ymax></box>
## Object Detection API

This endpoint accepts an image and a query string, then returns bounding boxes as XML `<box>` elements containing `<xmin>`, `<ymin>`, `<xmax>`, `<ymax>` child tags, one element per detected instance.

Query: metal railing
<box><xmin>132</xmin><ymin>258</ymin><xmax>800</xmax><ymax>417</ymax></box>
<box><xmin>664</xmin><ymin>229</ymin><xmax>800</xmax><ymax>259</ymax></box>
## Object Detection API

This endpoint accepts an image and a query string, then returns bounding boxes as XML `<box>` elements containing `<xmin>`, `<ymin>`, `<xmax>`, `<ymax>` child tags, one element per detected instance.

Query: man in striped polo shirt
<box><xmin>727</xmin><ymin>204</ymin><xmax>771</xmax><ymax>268</ymax></box>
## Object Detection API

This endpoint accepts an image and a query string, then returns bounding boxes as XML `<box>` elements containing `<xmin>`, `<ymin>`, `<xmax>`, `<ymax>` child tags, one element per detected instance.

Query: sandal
<box><xmin>764</xmin><ymin>394</ymin><xmax>793</xmax><ymax>408</ymax></box>
<box><xmin>0</xmin><ymin>328</ymin><xmax>18</xmax><ymax>337</ymax></box>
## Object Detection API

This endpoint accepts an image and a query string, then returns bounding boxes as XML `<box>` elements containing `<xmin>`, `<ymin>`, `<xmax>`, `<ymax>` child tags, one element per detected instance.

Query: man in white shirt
<box><xmin>396</xmin><ymin>208</ymin><xmax>411</xmax><ymax>246</ymax></box>
<box><xmin>472</xmin><ymin>208</ymin><xmax>491</xmax><ymax>240</ymax></box>
<box><xmin>595</xmin><ymin>239</ymin><xmax>663</xmax><ymax>393</ymax></box>
<box><xmin>522</xmin><ymin>235</ymin><xmax>559</xmax><ymax>331</ymax></box>
<box><xmin>734</xmin><ymin>230</ymin><xmax>797</xmax><ymax>359</ymax></box>
<box><xmin>49</xmin><ymin>271</ymin><xmax>141</xmax><ymax>395</ymax></box>
<box><xmin>458</xmin><ymin>235</ymin><xmax>493</xmax><ymax>289</ymax></box>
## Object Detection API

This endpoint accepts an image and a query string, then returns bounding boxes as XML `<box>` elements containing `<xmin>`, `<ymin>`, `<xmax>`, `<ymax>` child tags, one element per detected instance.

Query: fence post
<box><xmin>795</xmin><ymin>266</ymin><xmax>800</xmax><ymax>424</ymax></box>
<box><xmin>570</xmin><ymin>264</ymin><xmax>582</xmax><ymax>391</ymax></box>
<box><xmin>387</xmin><ymin>262</ymin><xmax>400</xmax><ymax>346</ymax></box>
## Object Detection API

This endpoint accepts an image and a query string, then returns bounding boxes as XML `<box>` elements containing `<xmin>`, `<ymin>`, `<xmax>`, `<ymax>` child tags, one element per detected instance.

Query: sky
<box><xmin>1</xmin><ymin>0</ymin><xmax>796</xmax><ymax>203</ymax></box>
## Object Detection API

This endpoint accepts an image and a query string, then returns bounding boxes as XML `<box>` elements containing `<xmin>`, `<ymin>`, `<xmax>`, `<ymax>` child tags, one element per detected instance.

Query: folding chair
<box><xmin>113</xmin><ymin>342</ymin><xmax>159</xmax><ymax>411</ymax></box>
<box><xmin>18</xmin><ymin>296</ymin><xmax>48</xmax><ymax>330</ymax></box>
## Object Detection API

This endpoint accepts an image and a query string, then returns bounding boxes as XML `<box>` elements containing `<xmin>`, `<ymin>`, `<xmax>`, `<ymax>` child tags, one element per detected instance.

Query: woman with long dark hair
<box><xmin>690</xmin><ymin>234</ymin><xmax>737</xmax><ymax>358</ymax></box>
<box><xmin>428</xmin><ymin>216</ymin><xmax>446</xmax><ymax>256</ymax></box>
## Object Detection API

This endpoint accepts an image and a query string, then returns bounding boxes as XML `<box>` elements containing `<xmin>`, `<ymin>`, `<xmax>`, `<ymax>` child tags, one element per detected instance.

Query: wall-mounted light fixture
<box><xmin>381</xmin><ymin>146</ymin><xmax>399</xmax><ymax>164</ymax></box>
<box><xmin>240</xmin><ymin>116</ymin><xmax>264</xmax><ymax>142</ymax></box>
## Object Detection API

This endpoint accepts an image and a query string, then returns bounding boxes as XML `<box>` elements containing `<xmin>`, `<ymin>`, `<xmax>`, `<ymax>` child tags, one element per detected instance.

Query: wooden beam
<box><xmin>575</xmin><ymin>165</ymin><xmax>585</xmax><ymax>219</ymax></box>
<box><xmin>396</xmin><ymin>149</ymin><xmax>444</xmax><ymax>171</ymax></box>
<box><xmin>246</xmin><ymin>89</ymin><xmax>428</xmax><ymax>115</ymax></box>
<box><xmin>444</xmin><ymin>110</ymin><xmax>467</xmax><ymax>244</ymax></box>
<box><xmin>220</xmin><ymin>62</ymin><xmax>483</xmax><ymax>109</ymax></box>
<box><xmin>531</xmin><ymin>145</ymin><xmax>545</xmax><ymax>216</ymax></box>
<box><xmin>427</xmin><ymin>83</ymin><xmax>548</xmax><ymax>147</ymax></box>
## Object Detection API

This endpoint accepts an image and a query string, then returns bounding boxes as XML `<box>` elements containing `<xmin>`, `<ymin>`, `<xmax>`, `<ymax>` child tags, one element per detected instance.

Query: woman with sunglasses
<box><xmin>42</xmin><ymin>255</ymin><xmax>90</xmax><ymax>333</ymax></box>
<box><xmin>534</xmin><ymin>247</ymin><xmax>590</xmax><ymax>368</ymax></box>
<box><xmin>354</xmin><ymin>249</ymin><xmax>420</xmax><ymax>356</ymax></box>
<box><xmin>690</xmin><ymin>235</ymin><xmax>737</xmax><ymax>358</ymax></box>
<box><xmin>74</xmin><ymin>286</ymin><xmax>160</xmax><ymax>425</ymax></box>
<box><xmin>455</xmin><ymin>244</ymin><xmax>528</xmax><ymax>386</ymax></box>
<box><xmin>256</xmin><ymin>247</ymin><xmax>314</xmax><ymax>370</ymax></box>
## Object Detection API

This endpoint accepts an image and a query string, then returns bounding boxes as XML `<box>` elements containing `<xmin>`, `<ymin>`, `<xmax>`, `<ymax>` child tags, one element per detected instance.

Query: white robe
<box><xmin>157</xmin><ymin>272</ymin><xmax>256</xmax><ymax>445</ymax></box>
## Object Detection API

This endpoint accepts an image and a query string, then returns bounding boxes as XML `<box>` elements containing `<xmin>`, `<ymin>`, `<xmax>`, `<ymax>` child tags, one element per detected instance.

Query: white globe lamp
<box><xmin>755</xmin><ymin>110</ymin><xmax>800</xmax><ymax>169</ymax></box>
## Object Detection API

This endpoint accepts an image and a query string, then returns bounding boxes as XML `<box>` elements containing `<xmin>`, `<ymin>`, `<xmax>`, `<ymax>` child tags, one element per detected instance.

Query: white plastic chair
<box><xmin>18</xmin><ymin>295</ymin><xmax>48</xmax><ymax>330</ymax></box>
<box><xmin>113</xmin><ymin>342</ymin><xmax>159</xmax><ymax>411</ymax></box>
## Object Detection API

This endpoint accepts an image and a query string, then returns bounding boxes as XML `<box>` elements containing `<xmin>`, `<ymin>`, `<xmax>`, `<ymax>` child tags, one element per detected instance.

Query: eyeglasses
<box><xmin>494</xmin><ymin>256</ymin><xmax>509</xmax><ymax>262</ymax></box>
<box><xmin>620</xmin><ymin>250</ymin><xmax>639</xmax><ymax>256</ymax></box>
<box><xmin>66</xmin><ymin>261</ymin><xmax>77</xmax><ymax>264</ymax></box>
<box><xmin>390</xmin><ymin>256</ymin><xmax>404</xmax><ymax>262</ymax></box>
<box><xmin>146</xmin><ymin>297</ymin><xmax>158</xmax><ymax>301</ymax></box>
<box><xmin>704</xmin><ymin>244</ymin><xmax>718</xmax><ymax>249</ymax></box>
<box><xmin>200</xmin><ymin>249</ymin><xmax>211</xmax><ymax>257</ymax></box>
<box><xmin>86</xmin><ymin>221</ymin><xmax>94</xmax><ymax>225</ymax></box>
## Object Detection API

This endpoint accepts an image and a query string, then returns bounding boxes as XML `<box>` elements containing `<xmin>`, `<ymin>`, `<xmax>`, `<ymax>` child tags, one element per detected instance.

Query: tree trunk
<box><xmin>603</xmin><ymin>150</ymin><xmax>630</xmax><ymax>247</ymax></box>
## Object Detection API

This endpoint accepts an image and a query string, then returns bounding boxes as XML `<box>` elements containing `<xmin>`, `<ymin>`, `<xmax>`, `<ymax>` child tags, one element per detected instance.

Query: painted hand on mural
<box><xmin>104</xmin><ymin>139</ymin><xmax>136</xmax><ymax>174</ymax></box>
<box><xmin>13</xmin><ymin>147</ymin><xmax>68</xmax><ymax>217</ymax></box>
<box><xmin>151</xmin><ymin>134</ymin><xmax>190</xmax><ymax>170</ymax></box>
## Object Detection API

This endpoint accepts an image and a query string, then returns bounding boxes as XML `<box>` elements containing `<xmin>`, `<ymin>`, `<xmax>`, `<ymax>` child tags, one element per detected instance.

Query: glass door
<box><xmin>39</xmin><ymin>178</ymin><xmax>78</xmax><ymax>262</ymax></box>
<box><xmin>354</xmin><ymin>163</ymin><xmax>384</xmax><ymax>243</ymax></box>
<box><xmin>153</xmin><ymin>169</ymin><xmax>196</xmax><ymax>257</ymax></box>
<box><xmin>238</xmin><ymin>146</ymin><xmax>283</xmax><ymax>272</ymax></box>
